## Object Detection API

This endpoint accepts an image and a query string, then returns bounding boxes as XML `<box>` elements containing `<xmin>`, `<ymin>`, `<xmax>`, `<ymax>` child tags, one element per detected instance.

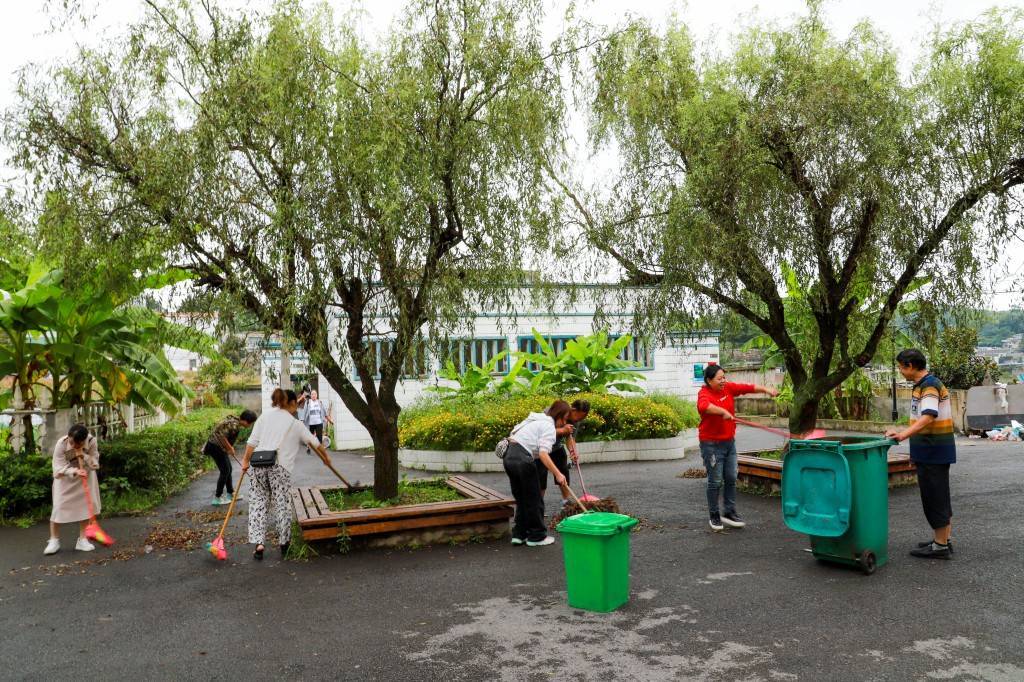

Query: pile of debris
<box><xmin>548</xmin><ymin>497</ymin><xmax>623</xmax><ymax>528</ymax></box>
<box><xmin>985</xmin><ymin>420</ymin><xmax>1023</xmax><ymax>441</ymax></box>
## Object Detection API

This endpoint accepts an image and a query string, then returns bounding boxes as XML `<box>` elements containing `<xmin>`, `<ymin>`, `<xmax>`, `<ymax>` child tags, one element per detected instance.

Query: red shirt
<box><xmin>697</xmin><ymin>382</ymin><xmax>756</xmax><ymax>442</ymax></box>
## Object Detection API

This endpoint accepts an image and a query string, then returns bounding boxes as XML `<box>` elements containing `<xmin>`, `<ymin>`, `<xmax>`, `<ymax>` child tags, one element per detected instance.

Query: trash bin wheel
<box><xmin>858</xmin><ymin>550</ymin><xmax>876</xmax><ymax>575</ymax></box>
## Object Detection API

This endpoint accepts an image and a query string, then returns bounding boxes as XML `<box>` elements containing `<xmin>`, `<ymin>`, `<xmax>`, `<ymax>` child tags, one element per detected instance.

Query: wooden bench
<box><xmin>737</xmin><ymin>452</ymin><xmax>915</xmax><ymax>481</ymax></box>
<box><xmin>291</xmin><ymin>475</ymin><xmax>516</xmax><ymax>542</ymax></box>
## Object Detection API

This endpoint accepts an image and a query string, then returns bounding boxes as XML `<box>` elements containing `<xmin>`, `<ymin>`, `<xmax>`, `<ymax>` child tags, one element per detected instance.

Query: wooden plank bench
<box><xmin>292</xmin><ymin>475</ymin><xmax>515</xmax><ymax>542</ymax></box>
<box><xmin>737</xmin><ymin>451</ymin><xmax>915</xmax><ymax>484</ymax></box>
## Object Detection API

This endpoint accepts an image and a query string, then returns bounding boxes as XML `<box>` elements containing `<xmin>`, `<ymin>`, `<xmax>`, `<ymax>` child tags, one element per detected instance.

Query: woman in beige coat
<box><xmin>45</xmin><ymin>424</ymin><xmax>103</xmax><ymax>555</ymax></box>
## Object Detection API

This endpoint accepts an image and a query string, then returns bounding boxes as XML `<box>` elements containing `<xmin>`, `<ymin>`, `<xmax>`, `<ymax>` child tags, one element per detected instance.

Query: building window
<box><xmin>353</xmin><ymin>339</ymin><xmax>428</xmax><ymax>379</ymax></box>
<box><xmin>517</xmin><ymin>335</ymin><xmax>577</xmax><ymax>372</ymax></box>
<box><xmin>610</xmin><ymin>335</ymin><xmax>654</xmax><ymax>370</ymax></box>
<box><xmin>442</xmin><ymin>338</ymin><xmax>509</xmax><ymax>374</ymax></box>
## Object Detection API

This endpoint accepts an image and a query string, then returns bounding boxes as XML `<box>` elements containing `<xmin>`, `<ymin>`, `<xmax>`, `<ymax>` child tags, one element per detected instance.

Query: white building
<box><xmin>260</xmin><ymin>291</ymin><xmax>719</xmax><ymax>450</ymax></box>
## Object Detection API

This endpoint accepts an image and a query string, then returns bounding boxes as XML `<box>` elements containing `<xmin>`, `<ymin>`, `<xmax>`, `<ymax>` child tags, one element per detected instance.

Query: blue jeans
<box><xmin>699</xmin><ymin>440</ymin><xmax>738</xmax><ymax>516</ymax></box>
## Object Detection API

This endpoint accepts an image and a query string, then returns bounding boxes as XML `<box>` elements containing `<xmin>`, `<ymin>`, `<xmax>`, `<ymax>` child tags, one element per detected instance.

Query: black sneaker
<box><xmin>709</xmin><ymin>512</ymin><xmax>724</xmax><ymax>531</ymax></box>
<box><xmin>722</xmin><ymin>511</ymin><xmax>746</xmax><ymax>528</ymax></box>
<box><xmin>909</xmin><ymin>542</ymin><xmax>952</xmax><ymax>560</ymax></box>
<box><xmin>917</xmin><ymin>539</ymin><xmax>954</xmax><ymax>555</ymax></box>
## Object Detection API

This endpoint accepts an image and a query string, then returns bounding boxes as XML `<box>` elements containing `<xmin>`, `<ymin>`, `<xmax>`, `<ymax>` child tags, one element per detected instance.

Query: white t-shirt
<box><xmin>246</xmin><ymin>407</ymin><xmax>318</xmax><ymax>474</ymax></box>
<box><xmin>509</xmin><ymin>412</ymin><xmax>556</xmax><ymax>459</ymax></box>
<box><xmin>305</xmin><ymin>399</ymin><xmax>324</xmax><ymax>426</ymax></box>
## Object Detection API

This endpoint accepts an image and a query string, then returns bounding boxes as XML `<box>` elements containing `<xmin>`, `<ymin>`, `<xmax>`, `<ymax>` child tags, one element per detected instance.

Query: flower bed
<box><xmin>291</xmin><ymin>475</ymin><xmax>515</xmax><ymax>546</ymax></box>
<box><xmin>399</xmin><ymin>391</ymin><xmax>697</xmax><ymax>451</ymax></box>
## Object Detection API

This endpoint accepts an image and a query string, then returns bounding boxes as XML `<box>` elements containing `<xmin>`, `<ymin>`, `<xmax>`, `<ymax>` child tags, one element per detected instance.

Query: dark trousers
<box><xmin>916</xmin><ymin>462</ymin><xmax>953</xmax><ymax>529</ymax></box>
<box><xmin>309</xmin><ymin>423</ymin><xmax>324</xmax><ymax>444</ymax></box>
<box><xmin>504</xmin><ymin>443</ymin><xmax>547</xmax><ymax>542</ymax></box>
<box><xmin>536</xmin><ymin>445</ymin><xmax>570</xmax><ymax>492</ymax></box>
<box><xmin>203</xmin><ymin>442</ymin><xmax>234</xmax><ymax>497</ymax></box>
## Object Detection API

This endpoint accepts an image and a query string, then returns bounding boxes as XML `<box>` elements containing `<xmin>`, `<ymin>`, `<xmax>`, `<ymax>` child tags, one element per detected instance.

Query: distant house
<box><xmin>259</xmin><ymin>288</ymin><xmax>719</xmax><ymax>450</ymax></box>
<box><xmin>162</xmin><ymin>313</ymin><xmax>217</xmax><ymax>373</ymax></box>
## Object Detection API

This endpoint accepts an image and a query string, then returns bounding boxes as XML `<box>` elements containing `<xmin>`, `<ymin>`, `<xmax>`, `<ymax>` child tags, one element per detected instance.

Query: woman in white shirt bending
<box><xmin>504</xmin><ymin>399</ymin><xmax>572</xmax><ymax>547</ymax></box>
<box><xmin>241</xmin><ymin>388</ymin><xmax>332</xmax><ymax>560</ymax></box>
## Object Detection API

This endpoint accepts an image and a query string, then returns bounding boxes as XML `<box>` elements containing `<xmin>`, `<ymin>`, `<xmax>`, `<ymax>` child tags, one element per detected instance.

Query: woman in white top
<box><xmin>504</xmin><ymin>399</ymin><xmax>571</xmax><ymax>546</ymax></box>
<box><xmin>241</xmin><ymin>388</ymin><xmax>332</xmax><ymax>560</ymax></box>
<box><xmin>302</xmin><ymin>390</ymin><xmax>333</xmax><ymax>447</ymax></box>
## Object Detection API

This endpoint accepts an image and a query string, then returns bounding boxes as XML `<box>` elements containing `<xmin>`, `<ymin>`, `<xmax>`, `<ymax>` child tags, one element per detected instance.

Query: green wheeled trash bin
<box><xmin>781</xmin><ymin>436</ymin><xmax>896</xmax><ymax>574</ymax></box>
<box><xmin>556</xmin><ymin>512</ymin><xmax>639</xmax><ymax>612</ymax></box>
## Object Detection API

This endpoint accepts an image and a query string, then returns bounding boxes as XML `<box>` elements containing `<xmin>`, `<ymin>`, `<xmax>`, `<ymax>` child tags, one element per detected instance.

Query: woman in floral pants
<box><xmin>242</xmin><ymin>388</ymin><xmax>332</xmax><ymax>559</ymax></box>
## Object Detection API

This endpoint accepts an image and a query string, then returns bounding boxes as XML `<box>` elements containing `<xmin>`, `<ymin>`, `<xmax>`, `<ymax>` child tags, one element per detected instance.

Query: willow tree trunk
<box><xmin>370</xmin><ymin>412</ymin><xmax>401</xmax><ymax>500</ymax></box>
<box><xmin>789</xmin><ymin>386</ymin><xmax>824</xmax><ymax>436</ymax></box>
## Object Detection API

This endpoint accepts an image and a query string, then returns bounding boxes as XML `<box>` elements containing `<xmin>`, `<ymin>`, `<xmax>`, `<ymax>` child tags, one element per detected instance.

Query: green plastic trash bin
<box><xmin>556</xmin><ymin>512</ymin><xmax>639</xmax><ymax>612</ymax></box>
<box><xmin>781</xmin><ymin>436</ymin><xmax>896</xmax><ymax>574</ymax></box>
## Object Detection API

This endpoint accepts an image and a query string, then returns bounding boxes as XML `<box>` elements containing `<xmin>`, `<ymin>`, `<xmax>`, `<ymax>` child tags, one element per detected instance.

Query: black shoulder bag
<box><xmin>250</xmin><ymin>419</ymin><xmax>297</xmax><ymax>468</ymax></box>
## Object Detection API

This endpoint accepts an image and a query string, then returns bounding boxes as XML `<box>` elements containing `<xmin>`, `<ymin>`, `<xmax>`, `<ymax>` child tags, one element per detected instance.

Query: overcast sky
<box><xmin>2</xmin><ymin>0</ymin><xmax>1023</xmax><ymax>308</ymax></box>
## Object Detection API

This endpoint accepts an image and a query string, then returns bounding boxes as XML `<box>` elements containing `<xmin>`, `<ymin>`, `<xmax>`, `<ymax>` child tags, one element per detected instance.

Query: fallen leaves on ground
<box><xmin>145</xmin><ymin>523</ymin><xmax>205</xmax><ymax>551</ymax></box>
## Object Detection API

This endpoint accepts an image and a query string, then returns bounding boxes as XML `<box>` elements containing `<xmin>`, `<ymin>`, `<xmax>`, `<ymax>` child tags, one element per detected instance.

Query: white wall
<box><xmin>297</xmin><ymin>315</ymin><xmax>720</xmax><ymax>450</ymax></box>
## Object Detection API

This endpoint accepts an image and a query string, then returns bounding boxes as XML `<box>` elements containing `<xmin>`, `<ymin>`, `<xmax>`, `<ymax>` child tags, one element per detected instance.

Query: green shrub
<box><xmin>100</xmin><ymin>407</ymin><xmax>236</xmax><ymax>498</ymax></box>
<box><xmin>0</xmin><ymin>407</ymin><xmax>236</xmax><ymax>523</ymax></box>
<box><xmin>399</xmin><ymin>391</ymin><xmax>690</xmax><ymax>451</ymax></box>
<box><xmin>646</xmin><ymin>392</ymin><xmax>701</xmax><ymax>429</ymax></box>
<box><xmin>0</xmin><ymin>447</ymin><xmax>53</xmax><ymax>523</ymax></box>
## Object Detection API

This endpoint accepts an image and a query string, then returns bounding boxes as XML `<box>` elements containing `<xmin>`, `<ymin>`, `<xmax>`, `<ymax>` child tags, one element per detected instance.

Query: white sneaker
<box><xmin>44</xmin><ymin>538</ymin><xmax>60</xmax><ymax>555</ymax></box>
<box><xmin>230</xmin><ymin>493</ymin><xmax>244</xmax><ymax>503</ymax></box>
<box><xmin>75</xmin><ymin>537</ymin><xmax>96</xmax><ymax>552</ymax></box>
<box><xmin>510</xmin><ymin>537</ymin><xmax>525</xmax><ymax>546</ymax></box>
<box><xmin>526</xmin><ymin>536</ymin><xmax>556</xmax><ymax>547</ymax></box>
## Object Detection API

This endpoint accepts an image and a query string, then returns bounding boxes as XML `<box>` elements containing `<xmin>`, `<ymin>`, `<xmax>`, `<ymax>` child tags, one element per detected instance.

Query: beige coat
<box><xmin>50</xmin><ymin>435</ymin><xmax>102</xmax><ymax>524</ymax></box>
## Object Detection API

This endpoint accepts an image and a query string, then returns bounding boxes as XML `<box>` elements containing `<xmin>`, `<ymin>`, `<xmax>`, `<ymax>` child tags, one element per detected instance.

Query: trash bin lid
<box><xmin>781</xmin><ymin>448</ymin><xmax>852</xmax><ymax>537</ymax></box>
<box><xmin>556</xmin><ymin>512</ymin><xmax>639</xmax><ymax>536</ymax></box>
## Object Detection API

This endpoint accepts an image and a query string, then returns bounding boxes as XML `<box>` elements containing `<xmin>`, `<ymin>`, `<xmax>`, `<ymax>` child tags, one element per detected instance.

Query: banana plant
<box><xmin>0</xmin><ymin>262</ymin><xmax>64</xmax><ymax>452</ymax></box>
<box><xmin>516</xmin><ymin>329</ymin><xmax>646</xmax><ymax>394</ymax></box>
<box><xmin>1</xmin><ymin>260</ymin><xmax>193</xmax><ymax>417</ymax></box>
<box><xmin>428</xmin><ymin>351</ymin><xmax>509</xmax><ymax>399</ymax></box>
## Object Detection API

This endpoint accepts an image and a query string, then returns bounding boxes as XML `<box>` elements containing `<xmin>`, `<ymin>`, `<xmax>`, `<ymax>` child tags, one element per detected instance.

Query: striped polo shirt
<box><xmin>908</xmin><ymin>373</ymin><xmax>956</xmax><ymax>465</ymax></box>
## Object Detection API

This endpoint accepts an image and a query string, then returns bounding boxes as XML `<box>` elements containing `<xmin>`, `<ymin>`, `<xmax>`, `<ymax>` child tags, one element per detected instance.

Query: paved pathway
<box><xmin>1</xmin><ymin>428</ymin><xmax>1023</xmax><ymax>681</ymax></box>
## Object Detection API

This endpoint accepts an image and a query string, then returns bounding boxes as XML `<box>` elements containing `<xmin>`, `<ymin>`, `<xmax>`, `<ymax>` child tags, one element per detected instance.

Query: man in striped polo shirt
<box><xmin>885</xmin><ymin>349</ymin><xmax>956</xmax><ymax>560</ymax></box>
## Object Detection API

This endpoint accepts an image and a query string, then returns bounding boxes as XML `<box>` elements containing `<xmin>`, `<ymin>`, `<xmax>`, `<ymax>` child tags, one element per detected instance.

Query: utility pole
<box><xmin>890</xmin><ymin>328</ymin><xmax>899</xmax><ymax>422</ymax></box>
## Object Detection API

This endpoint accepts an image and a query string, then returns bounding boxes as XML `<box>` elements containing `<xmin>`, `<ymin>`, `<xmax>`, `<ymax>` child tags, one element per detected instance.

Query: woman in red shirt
<box><xmin>697</xmin><ymin>364</ymin><xmax>778</xmax><ymax>531</ymax></box>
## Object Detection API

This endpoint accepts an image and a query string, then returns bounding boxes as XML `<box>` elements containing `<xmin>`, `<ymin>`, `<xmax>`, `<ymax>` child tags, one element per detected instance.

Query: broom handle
<box><xmin>573</xmin><ymin>456</ymin><xmax>591</xmax><ymax>499</ymax></box>
<box><xmin>733</xmin><ymin>417</ymin><xmax>797</xmax><ymax>440</ymax></box>
<box><xmin>322</xmin><ymin>457</ymin><xmax>352</xmax><ymax>489</ymax></box>
<box><xmin>76</xmin><ymin>455</ymin><xmax>97</xmax><ymax>521</ymax></box>
<box><xmin>216</xmin><ymin>469</ymin><xmax>247</xmax><ymax>539</ymax></box>
<box><xmin>559</xmin><ymin>481</ymin><xmax>588</xmax><ymax>512</ymax></box>
<box><xmin>567</xmin><ymin>436</ymin><xmax>591</xmax><ymax>499</ymax></box>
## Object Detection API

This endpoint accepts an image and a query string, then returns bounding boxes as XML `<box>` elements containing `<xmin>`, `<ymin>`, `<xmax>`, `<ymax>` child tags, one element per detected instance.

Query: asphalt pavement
<box><xmin>1</xmin><ymin>428</ymin><xmax>1022</xmax><ymax>681</ymax></box>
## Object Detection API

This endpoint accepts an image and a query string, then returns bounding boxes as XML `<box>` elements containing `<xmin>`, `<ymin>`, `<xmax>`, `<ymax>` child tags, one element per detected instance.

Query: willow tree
<box><xmin>13</xmin><ymin>0</ymin><xmax>565</xmax><ymax>498</ymax></box>
<box><xmin>558</xmin><ymin>7</ymin><xmax>1024</xmax><ymax>432</ymax></box>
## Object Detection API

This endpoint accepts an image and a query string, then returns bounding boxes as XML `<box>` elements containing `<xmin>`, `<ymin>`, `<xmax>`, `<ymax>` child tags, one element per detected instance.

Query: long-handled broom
<box><xmin>572</xmin><ymin>456</ymin><xmax>601</xmax><ymax>503</ymax></box>
<box><xmin>205</xmin><ymin>469</ymin><xmax>247</xmax><ymax>561</ymax></box>
<box><xmin>77</xmin><ymin>456</ymin><xmax>114</xmax><ymax>546</ymax></box>
<box><xmin>733</xmin><ymin>417</ymin><xmax>826</xmax><ymax>441</ymax></box>
<box><xmin>321</xmin><ymin>455</ymin><xmax>355</xmax><ymax>489</ymax></box>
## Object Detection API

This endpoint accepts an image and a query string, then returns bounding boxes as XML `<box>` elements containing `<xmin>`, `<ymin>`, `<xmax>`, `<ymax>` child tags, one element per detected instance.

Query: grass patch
<box><xmin>322</xmin><ymin>478</ymin><xmax>463</xmax><ymax>511</ymax></box>
<box><xmin>284</xmin><ymin>522</ymin><xmax>321</xmax><ymax>561</ymax></box>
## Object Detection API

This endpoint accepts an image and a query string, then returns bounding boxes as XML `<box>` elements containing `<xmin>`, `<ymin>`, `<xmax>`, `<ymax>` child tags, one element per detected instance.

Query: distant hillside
<box><xmin>978</xmin><ymin>309</ymin><xmax>1024</xmax><ymax>347</ymax></box>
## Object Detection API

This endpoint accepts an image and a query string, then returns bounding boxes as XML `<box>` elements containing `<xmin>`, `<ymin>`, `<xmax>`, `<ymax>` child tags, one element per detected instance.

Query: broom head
<box><xmin>205</xmin><ymin>536</ymin><xmax>227</xmax><ymax>561</ymax></box>
<box><xmin>85</xmin><ymin>522</ymin><xmax>115</xmax><ymax>546</ymax></box>
<box><xmin>579</xmin><ymin>494</ymin><xmax>601</xmax><ymax>503</ymax></box>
